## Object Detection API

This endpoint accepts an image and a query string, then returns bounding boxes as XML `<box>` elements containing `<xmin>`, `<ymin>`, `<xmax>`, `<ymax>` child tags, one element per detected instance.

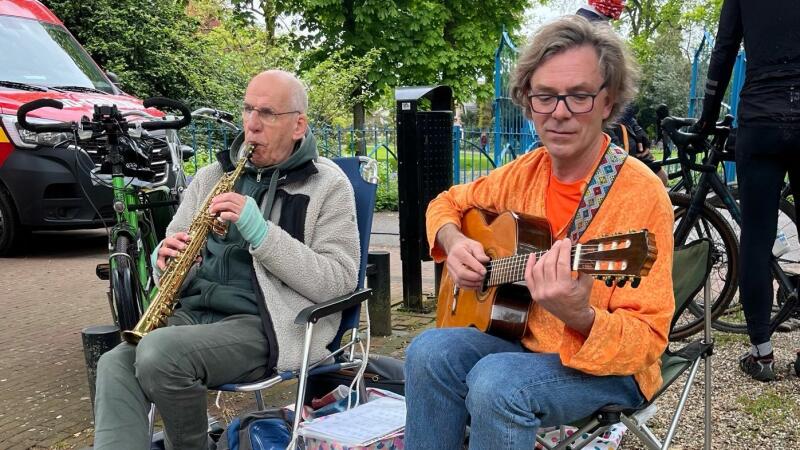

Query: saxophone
<box><xmin>122</xmin><ymin>144</ymin><xmax>254</xmax><ymax>345</ymax></box>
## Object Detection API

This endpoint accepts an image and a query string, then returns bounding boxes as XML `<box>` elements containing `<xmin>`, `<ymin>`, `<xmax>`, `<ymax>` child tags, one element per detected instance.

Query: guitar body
<box><xmin>436</xmin><ymin>209</ymin><xmax>552</xmax><ymax>340</ymax></box>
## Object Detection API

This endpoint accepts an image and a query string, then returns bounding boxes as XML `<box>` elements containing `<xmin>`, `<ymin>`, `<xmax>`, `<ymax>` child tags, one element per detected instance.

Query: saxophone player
<box><xmin>93</xmin><ymin>70</ymin><xmax>361</xmax><ymax>450</ymax></box>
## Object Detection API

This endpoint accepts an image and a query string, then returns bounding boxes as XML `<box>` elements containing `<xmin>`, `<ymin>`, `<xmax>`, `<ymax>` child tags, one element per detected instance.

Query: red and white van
<box><xmin>0</xmin><ymin>0</ymin><xmax>186</xmax><ymax>255</ymax></box>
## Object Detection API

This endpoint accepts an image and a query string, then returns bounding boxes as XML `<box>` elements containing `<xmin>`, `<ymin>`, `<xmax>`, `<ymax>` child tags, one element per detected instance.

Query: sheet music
<box><xmin>298</xmin><ymin>396</ymin><xmax>406</xmax><ymax>446</ymax></box>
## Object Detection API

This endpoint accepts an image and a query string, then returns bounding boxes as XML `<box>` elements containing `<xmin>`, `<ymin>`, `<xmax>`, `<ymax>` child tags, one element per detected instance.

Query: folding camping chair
<box><xmin>537</xmin><ymin>238</ymin><xmax>715</xmax><ymax>450</ymax></box>
<box><xmin>147</xmin><ymin>155</ymin><xmax>379</xmax><ymax>446</ymax></box>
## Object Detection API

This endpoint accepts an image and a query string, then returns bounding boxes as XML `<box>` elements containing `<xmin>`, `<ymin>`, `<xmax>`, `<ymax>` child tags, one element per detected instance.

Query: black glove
<box><xmin>690</xmin><ymin>107</ymin><xmax>718</xmax><ymax>136</ymax></box>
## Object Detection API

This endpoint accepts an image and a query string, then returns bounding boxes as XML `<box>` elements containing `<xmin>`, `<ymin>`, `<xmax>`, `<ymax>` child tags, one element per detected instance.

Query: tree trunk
<box><xmin>353</xmin><ymin>100</ymin><xmax>366</xmax><ymax>156</ymax></box>
<box><xmin>261</xmin><ymin>0</ymin><xmax>277</xmax><ymax>42</ymax></box>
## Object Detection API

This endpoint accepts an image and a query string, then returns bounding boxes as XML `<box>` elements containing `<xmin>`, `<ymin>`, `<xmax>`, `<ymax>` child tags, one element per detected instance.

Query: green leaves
<box><xmin>290</xmin><ymin>0</ymin><xmax>526</xmax><ymax>104</ymax></box>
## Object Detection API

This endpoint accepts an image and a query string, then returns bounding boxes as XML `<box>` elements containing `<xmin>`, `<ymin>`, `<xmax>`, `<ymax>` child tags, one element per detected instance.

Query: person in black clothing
<box><xmin>694</xmin><ymin>0</ymin><xmax>800</xmax><ymax>382</ymax></box>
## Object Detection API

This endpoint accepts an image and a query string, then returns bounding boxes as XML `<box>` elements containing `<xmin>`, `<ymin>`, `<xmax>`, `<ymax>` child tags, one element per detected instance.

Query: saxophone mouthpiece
<box><xmin>242</xmin><ymin>142</ymin><xmax>255</xmax><ymax>159</ymax></box>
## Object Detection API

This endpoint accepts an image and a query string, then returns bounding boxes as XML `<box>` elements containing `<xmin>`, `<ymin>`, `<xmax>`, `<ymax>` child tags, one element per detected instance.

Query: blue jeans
<box><xmin>404</xmin><ymin>328</ymin><xmax>644</xmax><ymax>450</ymax></box>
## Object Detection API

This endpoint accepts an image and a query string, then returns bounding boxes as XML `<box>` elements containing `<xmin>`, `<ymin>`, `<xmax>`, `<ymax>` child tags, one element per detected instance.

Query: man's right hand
<box><xmin>438</xmin><ymin>224</ymin><xmax>490</xmax><ymax>291</ymax></box>
<box><xmin>156</xmin><ymin>232</ymin><xmax>191</xmax><ymax>270</ymax></box>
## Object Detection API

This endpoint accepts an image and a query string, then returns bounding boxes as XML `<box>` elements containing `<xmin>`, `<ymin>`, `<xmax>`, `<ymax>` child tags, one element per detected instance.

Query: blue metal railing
<box><xmin>180</xmin><ymin>123</ymin><xmax>400</xmax><ymax>193</ymax></box>
<box><xmin>492</xmin><ymin>28</ymin><xmax>538</xmax><ymax>165</ymax></box>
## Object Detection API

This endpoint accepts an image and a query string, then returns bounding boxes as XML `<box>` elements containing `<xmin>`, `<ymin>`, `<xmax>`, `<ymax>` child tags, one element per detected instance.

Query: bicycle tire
<box><xmin>669</xmin><ymin>192</ymin><xmax>739</xmax><ymax>340</ymax></box>
<box><xmin>110</xmin><ymin>234</ymin><xmax>142</xmax><ymax>331</ymax></box>
<box><xmin>711</xmin><ymin>196</ymin><xmax>800</xmax><ymax>333</ymax></box>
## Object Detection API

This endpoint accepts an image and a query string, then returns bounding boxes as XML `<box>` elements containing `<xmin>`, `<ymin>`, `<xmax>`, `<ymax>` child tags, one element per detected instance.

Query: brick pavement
<box><xmin>0</xmin><ymin>214</ymin><xmax>435</xmax><ymax>449</ymax></box>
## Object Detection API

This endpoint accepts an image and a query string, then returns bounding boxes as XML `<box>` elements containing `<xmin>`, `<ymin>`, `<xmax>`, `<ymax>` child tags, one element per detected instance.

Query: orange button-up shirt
<box><xmin>425</xmin><ymin>136</ymin><xmax>674</xmax><ymax>400</ymax></box>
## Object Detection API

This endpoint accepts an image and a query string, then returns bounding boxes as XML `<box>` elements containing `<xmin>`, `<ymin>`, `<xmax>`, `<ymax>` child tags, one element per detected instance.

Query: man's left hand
<box><xmin>524</xmin><ymin>238</ymin><xmax>595</xmax><ymax>336</ymax></box>
<box><xmin>208</xmin><ymin>192</ymin><xmax>248</xmax><ymax>223</ymax></box>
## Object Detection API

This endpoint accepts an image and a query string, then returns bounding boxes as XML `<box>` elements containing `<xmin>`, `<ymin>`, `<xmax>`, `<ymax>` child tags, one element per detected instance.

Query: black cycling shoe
<box><xmin>739</xmin><ymin>351</ymin><xmax>776</xmax><ymax>382</ymax></box>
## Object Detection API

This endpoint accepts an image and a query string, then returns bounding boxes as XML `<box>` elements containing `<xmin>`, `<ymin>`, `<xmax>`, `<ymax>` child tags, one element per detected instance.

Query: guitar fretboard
<box><xmin>484</xmin><ymin>244</ymin><xmax>627</xmax><ymax>287</ymax></box>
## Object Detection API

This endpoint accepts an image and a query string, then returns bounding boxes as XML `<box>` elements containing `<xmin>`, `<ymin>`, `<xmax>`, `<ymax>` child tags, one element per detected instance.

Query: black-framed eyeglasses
<box><xmin>527</xmin><ymin>82</ymin><xmax>607</xmax><ymax>114</ymax></box>
<box><xmin>242</xmin><ymin>104</ymin><xmax>301</xmax><ymax>123</ymax></box>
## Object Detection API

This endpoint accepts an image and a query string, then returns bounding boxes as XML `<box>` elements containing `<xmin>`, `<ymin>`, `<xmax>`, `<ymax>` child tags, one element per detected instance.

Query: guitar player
<box><xmin>404</xmin><ymin>15</ymin><xmax>675</xmax><ymax>450</ymax></box>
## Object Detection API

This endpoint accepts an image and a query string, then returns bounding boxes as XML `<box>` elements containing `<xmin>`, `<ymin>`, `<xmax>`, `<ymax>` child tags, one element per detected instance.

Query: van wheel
<box><xmin>0</xmin><ymin>189</ymin><xmax>23</xmax><ymax>256</ymax></box>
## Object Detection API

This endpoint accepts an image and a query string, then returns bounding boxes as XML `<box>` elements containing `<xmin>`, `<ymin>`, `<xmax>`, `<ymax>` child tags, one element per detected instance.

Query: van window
<box><xmin>0</xmin><ymin>15</ymin><xmax>115</xmax><ymax>94</ymax></box>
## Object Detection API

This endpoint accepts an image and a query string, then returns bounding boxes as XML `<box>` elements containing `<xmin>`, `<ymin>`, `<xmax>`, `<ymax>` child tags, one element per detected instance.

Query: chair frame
<box><xmin>216</xmin><ymin>156</ymin><xmax>379</xmax><ymax>446</ymax></box>
<box><xmin>535</xmin><ymin>239</ymin><xmax>715</xmax><ymax>450</ymax></box>
<box><xmin>147</xmin><ymin>156</ymin><xmax>379</xmax><ymax>448</ymax></box>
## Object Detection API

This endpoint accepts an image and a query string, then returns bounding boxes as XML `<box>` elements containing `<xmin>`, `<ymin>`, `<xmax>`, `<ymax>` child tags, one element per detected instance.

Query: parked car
<box><xmin>0</xmin><ymin>0</ymin><xmax>188</xmax><ymax>255</ymax></box>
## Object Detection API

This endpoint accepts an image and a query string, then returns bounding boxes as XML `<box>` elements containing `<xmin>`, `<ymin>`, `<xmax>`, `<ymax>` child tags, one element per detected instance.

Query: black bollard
<box><xmin>81</xmin><ymin>325</ymin><xmax>121</xmax><ymax>412</ymax></box>
<box><xmin>367</xmin><ymin>251</ymin><xmax>392</xmax><ymax>336</ymax></box>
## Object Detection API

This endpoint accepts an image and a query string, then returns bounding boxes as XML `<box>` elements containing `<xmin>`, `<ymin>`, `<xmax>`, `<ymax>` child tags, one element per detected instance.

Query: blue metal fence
<box><xmin>181</xmin><ymin>121</ymin><xmax>525</xmax><ymax>196</ymax></box>
<box><xmin>180</xmin><ymin>123</ymin><xmax>401</xmax><ymax>193</ymax></box>
<box><xmin>493</xmin><ymin>29</ymin><xmax>539</xmax><ymax>164</ymax></box>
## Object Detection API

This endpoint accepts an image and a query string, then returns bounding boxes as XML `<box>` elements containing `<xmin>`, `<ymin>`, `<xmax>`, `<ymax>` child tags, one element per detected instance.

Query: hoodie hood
<box><xmin>226</xmin><ymin>128</ymin><xmax>318</xmax><ymax>173</ymax></box>
<box><xmin>220</xmin><ymin>128</ymin><xmax>319</xmax><ymax>221</ymax></box>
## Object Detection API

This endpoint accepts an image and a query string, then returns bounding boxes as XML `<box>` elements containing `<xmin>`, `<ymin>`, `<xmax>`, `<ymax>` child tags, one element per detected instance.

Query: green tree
<box><xmin>284</xmin><ymin>0</ymin><xmax>527</xmax><ymax>141</ymax></box>
<box><xmin>43</xmin><ymin>0</ymin><xmax>202</xmax><ymax>100</ymax></box>
<box><xmin>300</xmin><ymin>49</ymin><xmax>381</xmax><ymax>126</ymax></box>
<box><xmin>620</xmin><ymin>0</ymin><xmax>723</xmax><ymax>131</ymax></box>
<box><xmin>186</xmin><ymin>0</ymin><xmax>295</xmax><ymax>112</ymax></box>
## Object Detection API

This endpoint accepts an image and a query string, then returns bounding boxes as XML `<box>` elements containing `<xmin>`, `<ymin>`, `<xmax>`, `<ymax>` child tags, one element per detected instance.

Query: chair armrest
<box><xmin>294</xmin><ymin>288</ymin><xmax>372</xmax><ymax>324</ymax></box>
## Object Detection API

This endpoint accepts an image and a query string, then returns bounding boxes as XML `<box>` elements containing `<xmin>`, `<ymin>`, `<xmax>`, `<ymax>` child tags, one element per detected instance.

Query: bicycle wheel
<box><xmin>669</xmin><ymin>192</ymin><xmax>739</xmax><ymax>340</ymax></box>
<box><xmin>110</xmin><ymin>234</ymin><xmax>142</xmax><ymax>331</ymax></box>
<box><xmin>711</xmin><ymin>196</ymin><xmax>800</xmax><ymax>333</ymax></box>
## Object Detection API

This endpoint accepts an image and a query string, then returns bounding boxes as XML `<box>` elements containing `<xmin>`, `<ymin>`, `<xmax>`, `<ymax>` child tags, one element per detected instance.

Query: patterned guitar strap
<box><xmin>566</xmin><ymin>143</ymin><xmax>628</xmax><ymax>243</ymax></box>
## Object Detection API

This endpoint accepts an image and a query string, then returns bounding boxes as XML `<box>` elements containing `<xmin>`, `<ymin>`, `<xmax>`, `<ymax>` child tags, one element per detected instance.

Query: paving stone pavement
<box><xmin>0</xmin><ymin>212</ymin><xmax>436</xmax><ymax>449</ymax></box>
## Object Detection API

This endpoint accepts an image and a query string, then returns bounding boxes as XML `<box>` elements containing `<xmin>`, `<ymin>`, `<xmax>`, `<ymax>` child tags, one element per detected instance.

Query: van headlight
<box><xmin>1</xmin><ymin>115</ymin><xmax>73</xmax><ymax>149</ymax></box>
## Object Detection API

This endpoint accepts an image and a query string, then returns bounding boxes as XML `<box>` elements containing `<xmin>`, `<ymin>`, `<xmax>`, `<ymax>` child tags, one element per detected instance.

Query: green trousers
<box><xmin>93</xmin><ymin>311</ymin><xmax>270</xmax><ymax>450</ymax></box>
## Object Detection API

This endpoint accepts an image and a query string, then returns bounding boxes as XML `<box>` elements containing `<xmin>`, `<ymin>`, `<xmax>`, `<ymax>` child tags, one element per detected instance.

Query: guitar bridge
<box><xmin>451</xmin><ymin>285</ymin><xmax>459</xmax><ymax>313</ymax></box>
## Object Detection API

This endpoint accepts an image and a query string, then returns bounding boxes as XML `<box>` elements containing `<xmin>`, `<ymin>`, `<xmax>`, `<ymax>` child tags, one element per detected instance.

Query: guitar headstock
<box><xmin>575</xmin><ymin>230</ymin><xmax>657</xmax><ymax>287</ymax></box>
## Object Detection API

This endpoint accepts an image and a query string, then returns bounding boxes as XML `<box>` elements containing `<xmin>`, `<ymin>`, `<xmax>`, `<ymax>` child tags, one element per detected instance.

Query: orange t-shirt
<box><xmin>545</xmin><ymin>140</ymin><xmax>607</xmax><ymax>239</ymax></box>
<box><xmin>546</xmin><ymin>175</ymin><xmax>585</xmax><ymax>239</ymax></box>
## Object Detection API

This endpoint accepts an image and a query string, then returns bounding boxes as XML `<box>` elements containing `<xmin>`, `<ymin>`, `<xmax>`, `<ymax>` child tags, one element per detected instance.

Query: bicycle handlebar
<box><xmin>16</xmin><ymin>99</ymin><xmax>73</xmax><ymax>132</ymax></box>
<box><xmin>191</xmin><ymin>107</ymin><xmax>235</xmax><ymax>122</ymax></box>
<box><xmin>141</xmin><ymin>97</ymin><xmax>191</xmax><ymax>130</ymax></box>
<box><xmin>16</xmin><ymin>97</ymin><xmax>192</xmax><ymax>133</ymax></box>
<box><xmin>656</xmin><ymin>104</ymin><xmax>734</xmax><ymax>173</ymax></box>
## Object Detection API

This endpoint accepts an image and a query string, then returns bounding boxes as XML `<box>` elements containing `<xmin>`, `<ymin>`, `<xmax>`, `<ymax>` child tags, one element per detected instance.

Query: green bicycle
<box><xmin>17</xmin><ymin>97</ymin><xmax>192</xmax><ymax>330</ymax></box>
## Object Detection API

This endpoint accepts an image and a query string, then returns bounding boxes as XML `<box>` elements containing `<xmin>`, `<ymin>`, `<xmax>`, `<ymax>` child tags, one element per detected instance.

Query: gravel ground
<box><xmin>51</xmin><ymin>313</ymin><xmax>799</xmax><ymax>450</ymax></box>
<box><xmin>624</xmin><ymin>328</ymin><xmax>800</xmax><ymax>450</ymax></box>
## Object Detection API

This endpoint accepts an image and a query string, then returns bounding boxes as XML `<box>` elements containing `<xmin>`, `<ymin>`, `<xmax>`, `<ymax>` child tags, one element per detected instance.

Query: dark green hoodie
<box><xmin>177</xmin><ymin>130</ymin><xmax>318</xmax><ymax>320</ymax></box>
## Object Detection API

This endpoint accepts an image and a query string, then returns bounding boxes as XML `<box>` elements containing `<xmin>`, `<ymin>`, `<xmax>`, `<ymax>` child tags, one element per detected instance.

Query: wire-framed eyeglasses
<box><xmin>527</xmin><ymin>83</ymin><xmax>607</xmax><ymax>114</ymax></box>
<box><xmin>242</xmin><ymin>104</ymin><xmax>301</xmax><ymax>123</ymax></box>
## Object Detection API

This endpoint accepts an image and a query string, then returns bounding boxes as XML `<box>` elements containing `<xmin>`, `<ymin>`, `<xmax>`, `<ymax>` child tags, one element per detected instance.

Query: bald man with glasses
<box><xmin>93</xmin><ymin>70</ymin><xmax>361</xmax><ymax>449</ymax></box>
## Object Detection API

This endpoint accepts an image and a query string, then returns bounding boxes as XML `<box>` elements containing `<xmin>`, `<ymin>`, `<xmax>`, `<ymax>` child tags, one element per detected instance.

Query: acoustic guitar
<box><xmin>435</xmin><ymin>208</ymin><xmax>658</xmax><ymax>340</ymax></box>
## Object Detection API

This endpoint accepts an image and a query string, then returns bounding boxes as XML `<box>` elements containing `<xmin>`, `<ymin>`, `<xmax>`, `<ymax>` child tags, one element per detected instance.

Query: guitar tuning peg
<box><xmin>604</xmin><ymin>277</ymin><xmax>614</xmax><ymax>287</ymax></box>
<box><xmin>631</xmin><ymin>277</ymin><xmax>641</xmax><ymax>288</ymax></box>
<box><xmin>616</xmin><ymin>278</ymin><xmax>627</xmax><ymax>288</ymax></box>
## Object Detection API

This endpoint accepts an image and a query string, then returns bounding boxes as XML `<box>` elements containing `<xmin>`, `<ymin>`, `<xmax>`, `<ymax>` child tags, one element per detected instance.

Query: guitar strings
<box><xmin>483</xmin><ymin>247</ymin><xmax>635</xmax><ymax>286</ymax></box>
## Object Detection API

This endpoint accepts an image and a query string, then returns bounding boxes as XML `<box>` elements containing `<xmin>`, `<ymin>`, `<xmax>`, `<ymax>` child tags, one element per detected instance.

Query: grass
<box><xmin>713</xmin><ymin>330</ymin><xmax>750</xmax><ymax>346</ymax></box>
<box><xmin>737</xmin><ymin>389</ymin><xmax>799</xmax><ymax>423</ymax></box>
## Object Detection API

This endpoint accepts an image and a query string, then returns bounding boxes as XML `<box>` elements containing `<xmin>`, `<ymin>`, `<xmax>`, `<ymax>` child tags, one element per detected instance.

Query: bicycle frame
<box><xmin>674</xmin><ymin>138</ymin><xmax>799</xmax><ymax>333</ymax></box>
<box><xmin>109</xmin><ymin>175</ymin><xmax>159</xmax><ymax>304</ymax></box>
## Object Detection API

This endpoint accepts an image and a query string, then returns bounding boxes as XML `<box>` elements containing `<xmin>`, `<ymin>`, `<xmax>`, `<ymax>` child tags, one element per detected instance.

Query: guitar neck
<box><xmin>484</xmin><ymin>249</ymin><xmax>574</xmax><ymax>287</ymax></box>
<box><xmin>484</xmin><ymin>244</ymin><xmax>626</xmax><ymax>287</ymax></box>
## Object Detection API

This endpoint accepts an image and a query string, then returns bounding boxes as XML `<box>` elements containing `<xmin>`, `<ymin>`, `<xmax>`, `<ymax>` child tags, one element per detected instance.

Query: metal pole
<box><xmin>703</xmin><ymin>275</ymin><xmax>713</xmax><ymax>450</ymax></box>
<box><xmin>81</xmin><ymin>325</ymin><xmax>121</xmax><ymax>412</ymax></box>
<box><xmin>367</xmin><ymin>251</ymin><xmax>392</xmax><ymax>336</ymax></box>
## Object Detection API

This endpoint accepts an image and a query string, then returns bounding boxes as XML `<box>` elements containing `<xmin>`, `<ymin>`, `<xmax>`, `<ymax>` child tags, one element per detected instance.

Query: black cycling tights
<box><xmin>736</xmin><ymin>126</ymin><xmax>800</xmax><ymax>345</ymax></box>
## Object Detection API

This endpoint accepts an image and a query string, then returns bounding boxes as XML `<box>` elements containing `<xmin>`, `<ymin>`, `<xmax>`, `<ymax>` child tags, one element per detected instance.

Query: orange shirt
<box><xmin>425</xmin><ymin>135</ymin><xmax>674</xmax><ymax>400</ymax></box>
<box><xmin>546</xmin><ymin>174</ymin><xmax>585</xmax><ymax>239</ymax></box>
<box><xmin>545</xmin><ymin>138</ymin><xmax>607</xmax><ymax>238</ymax></box>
